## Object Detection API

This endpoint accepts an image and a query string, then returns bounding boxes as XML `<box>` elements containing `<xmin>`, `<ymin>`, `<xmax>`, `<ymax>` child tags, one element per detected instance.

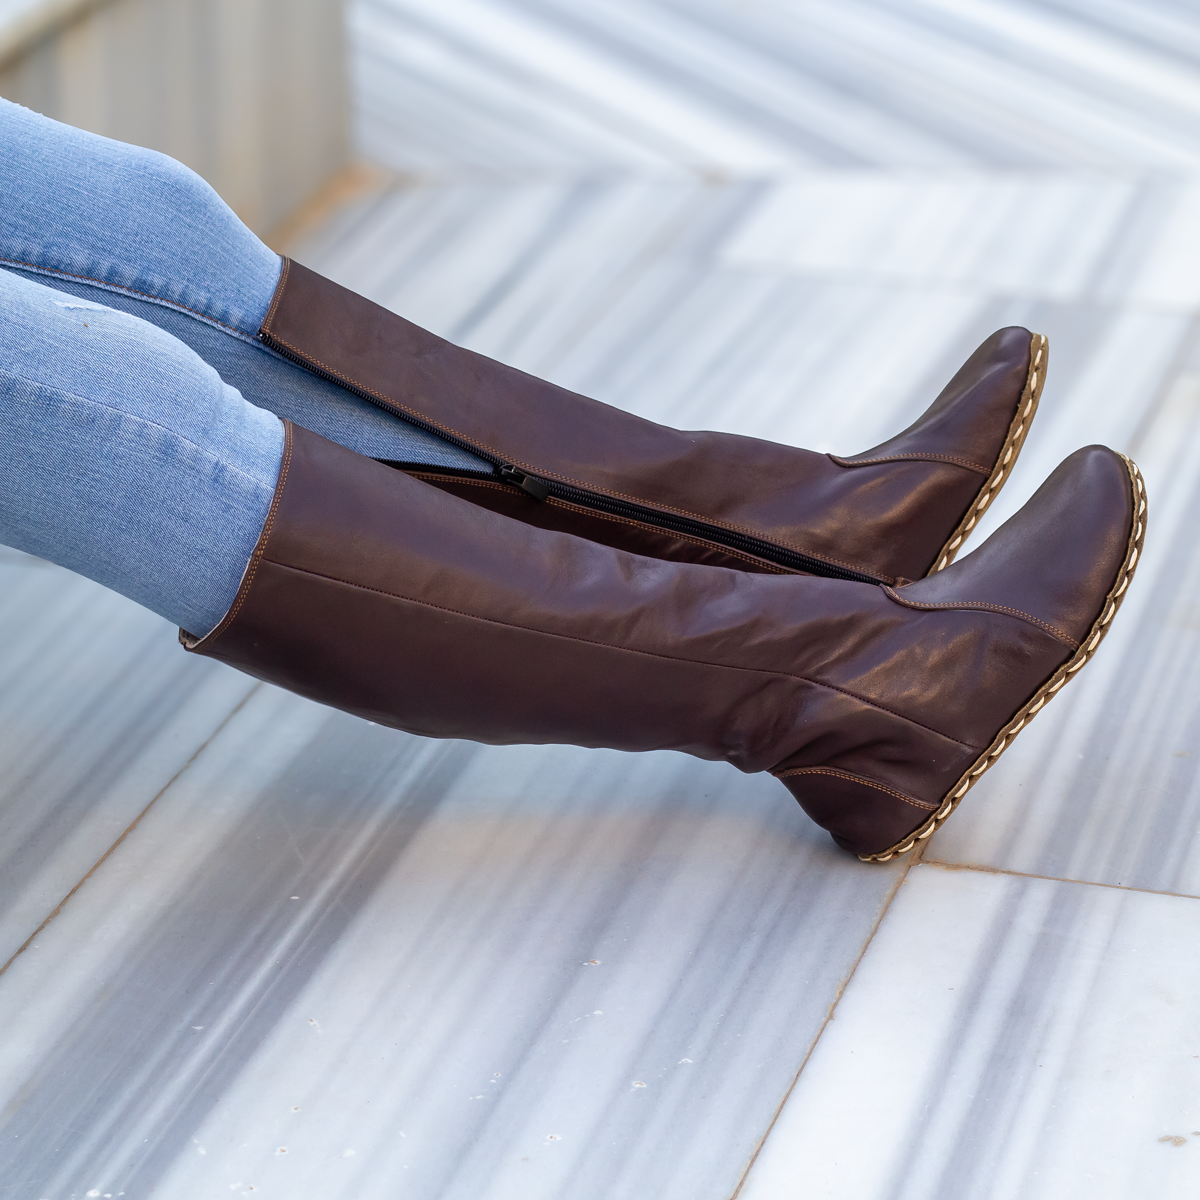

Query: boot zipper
<box><xmin>259</xmin><ymin>333</ymin><xmax>884</xmax><ymax>585</ymax></box>
<box><xmin>499</xmin><ymin>465</ymin><xmax>551</xmax><ymax>500</ymax></box>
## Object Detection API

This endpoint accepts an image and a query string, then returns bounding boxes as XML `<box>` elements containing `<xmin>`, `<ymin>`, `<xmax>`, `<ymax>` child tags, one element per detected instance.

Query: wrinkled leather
<box><xmin>400</xmin><ymin>471</ymin><xmax>790</xmax><ymax>574</ymax></box>
<box><xmin>185</xmin><ymin>425</ymin><xmax>1135</xmax><ymax>857</ymax></box>
<box><xmin>260</xmin><ymin>260</ymin><xmax>1035</xmax><ymax>584</ymax></box>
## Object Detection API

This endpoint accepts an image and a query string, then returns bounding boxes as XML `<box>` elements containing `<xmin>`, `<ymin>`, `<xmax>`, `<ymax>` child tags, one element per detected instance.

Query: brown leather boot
<box><xmin>257</xmin><ymin>259</ymin><xmax>1045</xmax><ymax>586</ymax></box>
<box><xmin>183</xmin><ymin>424</ymin><xmax>1144</xmax><ymax>861</ymax></box>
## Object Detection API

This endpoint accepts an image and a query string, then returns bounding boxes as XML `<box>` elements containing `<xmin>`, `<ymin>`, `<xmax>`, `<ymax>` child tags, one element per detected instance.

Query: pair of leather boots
<box><xmin>184</xmin><ymin>261</ymin><xmax>1146</xmax><ymax>861</ymax></box>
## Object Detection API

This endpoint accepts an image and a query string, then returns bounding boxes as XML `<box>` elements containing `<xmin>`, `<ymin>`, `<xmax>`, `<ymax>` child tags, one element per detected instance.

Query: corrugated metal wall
<box><xmin>0</xmin><ymin>0</ymin><xmax>349</xmax><ymax>236</ymax></box>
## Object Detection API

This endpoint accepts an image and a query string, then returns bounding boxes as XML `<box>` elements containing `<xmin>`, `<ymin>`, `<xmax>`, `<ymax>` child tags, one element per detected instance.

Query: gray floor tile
<box><xmin>0</xmin><ymin>688</ymin><xmax>907</xmax><ymax>1199</ymax></box>
<box><xmin>0</xmin><ymin>564</ymin><xmax>256</xmax><ymax>967</ymax></box>
<box><xmin>8</xmin><ymin>0</ymin><xmax>1200</xmax><ymax>1193</ymax></box>
<box><xmin>924</xmin><ymin>351</ymin><xmax>1200</xmax><ymax>893</ymax></box>
<box><xmin>740</xmin><ymin>862</ymin><xmax>1200</xmax><ymax>1200</ymax></box>
<box><xmin>352</xmin><ymin>0</ymin><xmax>1200</xmax><ymax>175</ymax></box>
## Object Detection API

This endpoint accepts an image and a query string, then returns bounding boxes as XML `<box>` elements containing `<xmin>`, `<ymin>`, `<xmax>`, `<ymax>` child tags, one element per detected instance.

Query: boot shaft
<box><xmin>183</xmin><ymin>426</ymin><xmax>1138</xmax><ymax>865</ymax></box>
<box><xmin>257</xmin><ymin>259</ymin><xmax>1043</xmax><ymax>584</ymax></box>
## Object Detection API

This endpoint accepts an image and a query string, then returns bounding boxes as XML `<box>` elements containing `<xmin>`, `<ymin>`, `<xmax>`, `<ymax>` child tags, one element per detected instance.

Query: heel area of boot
<box><xmin>774</xmin><ymin>766</ymin><xmax>939</xmax><ymax>859</ymax></box>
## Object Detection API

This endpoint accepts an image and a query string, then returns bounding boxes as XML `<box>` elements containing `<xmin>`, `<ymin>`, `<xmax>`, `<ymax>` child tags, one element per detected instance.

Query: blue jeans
<box><xmin>0</xmin><ymin>99</ymin><xmax>484</xmax><ymax>634</ymax></box>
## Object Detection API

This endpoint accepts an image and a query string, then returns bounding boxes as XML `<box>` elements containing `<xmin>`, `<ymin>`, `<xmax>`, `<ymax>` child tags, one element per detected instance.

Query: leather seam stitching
<box><xmin>406</xmin><ymin>473</ymin><xmax>509</xmax><ymax>491</ymax></box>
<box><xmin>256</xmin><ymin>558</ymin><xmax>979</xmax><ymax>749</ymax></box>
<box><xmin>829</xmin><ymin>452</ymin><xmax>991</xmax><ymax>474</ymax></box>
<box><xmin>406</xmin><ymin>473</ymin><xmax>792</xmax><ymax>574</ymax></box>
<box><xmin>201</xmin><ymin>422</ymin><xmax>293</xmax><ymax>644</ymax></box>
<box><xmin>264</xmin><ymin>256</ymin><xmax>290</xmax><ymax>327</ymax></box>
<box><xmin>547</xmin><ymin>501</ymin><xmax>791</xmax><ymax>573</ymax></box>
<box><xmin>773</xmin><ymin>766</ymin><xmax>939</xmax><ymax>811</ymax></box>
<box><xmin>882</xmin><ymin>586</ymin><xmax>1079</xmax><ymax>648</ymax></box>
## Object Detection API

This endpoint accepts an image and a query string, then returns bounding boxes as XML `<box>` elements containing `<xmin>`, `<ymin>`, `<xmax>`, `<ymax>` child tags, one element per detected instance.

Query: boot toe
<box><xmin>830</xmin><ymin>327</ymin><xmax>1047</xmax><ymax>579</ymax></box>
<box><xmin>850</xmin><ymin>326</ymin><xmax>1040</xmax><ymax>470</ymax></box>
<box><xmin>902</xmin><ymin>444</ymin><xmax>1139</xmax><ymax>646</ymax></box>
<box><xmin>778</xmin><ymin>446</ymin><xmax>1146</xmax><ymax>862</ymax></box>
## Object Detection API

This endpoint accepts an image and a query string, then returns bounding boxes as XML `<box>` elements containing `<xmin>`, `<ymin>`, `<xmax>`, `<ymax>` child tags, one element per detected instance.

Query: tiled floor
<box><xmin>3</xmin><ymin>1</ymin><xmax>1200</xmax><ymax>1197</ymax></box>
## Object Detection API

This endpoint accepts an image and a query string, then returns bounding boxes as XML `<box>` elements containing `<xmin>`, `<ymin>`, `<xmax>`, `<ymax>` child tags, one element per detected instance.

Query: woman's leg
<box><xmin>0</xmin><ymin>98</ymin><xmax>486</xmax><ymax>474</ymax></box>
<box><xmin>0</xmin><ymin>264</ymin><xmax>282</xmax><ymax>636</ymax></box>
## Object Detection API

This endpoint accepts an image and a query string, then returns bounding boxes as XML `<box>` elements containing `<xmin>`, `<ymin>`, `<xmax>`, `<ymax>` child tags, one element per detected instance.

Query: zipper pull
<box><xmin>499</xmin><ymin>465</ymin><xmax>550</xmax><ymax>501</ymax></box>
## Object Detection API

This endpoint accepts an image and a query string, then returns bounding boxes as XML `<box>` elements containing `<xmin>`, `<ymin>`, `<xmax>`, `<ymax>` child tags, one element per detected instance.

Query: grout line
<box><xmin>920</xmin><ymin>856</ymin><xmax>1200</xmax><ymax>902</ymax></box>
<box><xmin>0</xmin><ymin>684</ymin><xmax>262</xmax><ymax>980</ymax></box>
<box><xmin>727</xmin><ymin>843</ymin><xmax>1200</xmax><ymax>1200</ymax></box>
<box><xmin>726</xmin><ymin>840</ymin><xmax>928</xmax><ymax>1200</ymax></box>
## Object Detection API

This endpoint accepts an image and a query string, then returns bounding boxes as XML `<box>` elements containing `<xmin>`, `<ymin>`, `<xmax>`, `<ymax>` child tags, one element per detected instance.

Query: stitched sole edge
<box><xmin>860</xmin><ymin>454</ymin><xmax>1147</xmax><ymax>863</ymax></box>
<box><xmin>928</xmin><ymin>332</ymin><xmax>1048</xmax><ymax>576</ymax></box>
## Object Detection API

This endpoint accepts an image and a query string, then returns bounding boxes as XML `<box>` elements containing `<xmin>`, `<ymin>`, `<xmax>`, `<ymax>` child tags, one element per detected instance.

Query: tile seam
<box><xmin>726</xmin><ymin>841</ymin><xmax>928</xmax><ymax>1200</ymax></box>
<box><xmin>920</xmin><ymin>856</ymin><xmax>1200</xmax><ymax>901</ymax></box>
<box><xmin>0</xmin><ymin>683</ymin><xmax>263</xmax><ymax>980</ymax></box>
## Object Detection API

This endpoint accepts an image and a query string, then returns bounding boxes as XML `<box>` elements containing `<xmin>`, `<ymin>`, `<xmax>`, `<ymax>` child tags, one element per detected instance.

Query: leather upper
<box><xmin>260</xmin><ymin>260</ymin><xmax>1037</xmax><ymax>584</ymax></box>
<box><xmin>899</xmin><ymin>446</ymin><xmax>1134</xmax><ymax>646</ymax></box>
<box><xmin>186</xmin><ymin>425</ymin><xmax>1138</xmax><ymax>858</ymax></box>
<box><xmin>839</xmin><ymin>327</ymin><xmax>1033</xmax><ymax>470</ymax></box>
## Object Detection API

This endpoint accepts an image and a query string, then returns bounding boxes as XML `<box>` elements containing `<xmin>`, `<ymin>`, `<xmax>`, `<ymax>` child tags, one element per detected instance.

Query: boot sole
<box><xmin>928</xmin><ymin>332</ymin><xmax>1048</xmax><ymax>576</ymax></box>
<box><xmin>862</xmin><ymin>453</ymin><xmax>1147</xmax><ymax>863</ymax></box>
